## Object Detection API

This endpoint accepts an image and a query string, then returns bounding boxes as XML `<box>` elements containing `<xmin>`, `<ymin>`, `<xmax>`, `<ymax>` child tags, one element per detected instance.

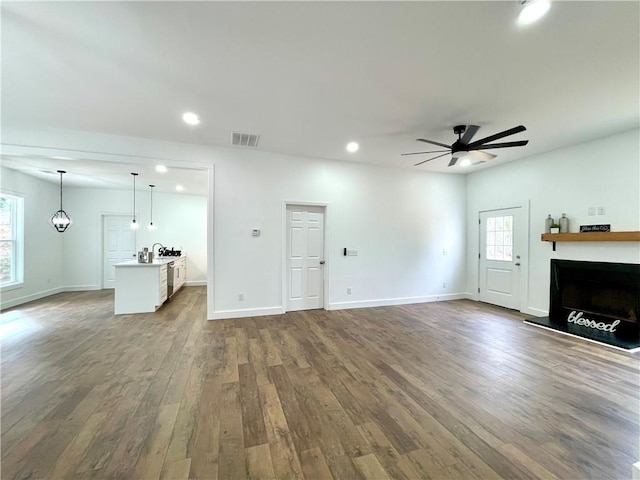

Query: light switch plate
<box><xmin>587</xmin><ymin>207</ymin><xmax>595</xmax><ymax>216</ymax></box>
<box><xmin>252</xmin><ymin>228</ymin><xmax>260</xmax><ymax>236</ymax></box>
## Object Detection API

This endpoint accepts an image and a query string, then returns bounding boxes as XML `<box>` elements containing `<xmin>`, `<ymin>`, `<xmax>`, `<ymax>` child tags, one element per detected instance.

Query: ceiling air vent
<box><xmin>231</xmin><ymin>131</ymin><xmax>260</xmax><ymax>148</ymax></box>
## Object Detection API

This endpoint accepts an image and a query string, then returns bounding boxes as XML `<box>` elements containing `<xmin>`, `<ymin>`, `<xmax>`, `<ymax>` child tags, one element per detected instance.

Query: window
<box><xmin>0</xmin><ymin>194</ymin><xmax>24</xmax><ymax>287</ymax></box>
<box><xmin>486</xmin><ymin>215</ymin><xmax>513</xmax><ymax>261</ymax></box>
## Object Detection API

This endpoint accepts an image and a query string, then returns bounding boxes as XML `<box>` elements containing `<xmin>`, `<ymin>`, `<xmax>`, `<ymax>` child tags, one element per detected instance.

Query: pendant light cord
<box><xmin>59</xmin><ymin>171</ymin><xmax>63</xmax><ymax>211</ymax></box>
<box><xmin>132</xmin><ymin>172</ymin><xmax>138</xmax><ymax>221</ymax></box>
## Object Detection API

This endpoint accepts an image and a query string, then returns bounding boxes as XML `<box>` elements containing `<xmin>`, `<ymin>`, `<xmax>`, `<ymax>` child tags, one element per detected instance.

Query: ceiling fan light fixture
<box><xmin>459</xmin><ymin>158</ymin><xmax>472</xmax><ymax>167</ymax></box>
<box><xmin>518</xmin><ymin>0</ymin><xmax>551</xmax><ymax>26</ymax></box>
<box><xmin>346</xmin><ymin>142</ymin><xmax>359</xmax><ymax>153</ymax></box>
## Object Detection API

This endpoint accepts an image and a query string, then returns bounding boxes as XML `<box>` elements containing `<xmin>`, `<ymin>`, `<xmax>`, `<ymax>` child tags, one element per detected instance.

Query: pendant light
<box><xmin>130</xmin><ymin>172</ymin><xmax>139</xmax><ymax>230</ymax></box>
<box><xmin>51</xmin><ymin>170</ymin><xmax>72</xmax><ymax>232</ymax></box>
<box><xmin>148</xmin><ymin>184</ymin><xmax>156</xmax><ymax>230</ymax></box>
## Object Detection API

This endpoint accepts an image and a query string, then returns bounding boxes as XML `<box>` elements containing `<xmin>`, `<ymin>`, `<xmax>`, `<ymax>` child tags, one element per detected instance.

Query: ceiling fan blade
<box><xmin>473</xmin><ymin>140</ymin><xmax>529</xmax><ymax>150</ymax></box>
<box><xmin>448</xmin><ymin>150</ymin><xmax>464</xmax><ymax>167</ymax></box>
<box><xmin>460</xmin><ymin>125</ymin><xmax>480</xmax><ymax>144</ymax></box>
<box><xmin>401</xmin><ymin>150</ymin><xmax>449</xmax><ymax>156</ymax></box>
<box><xmin>417</xmin><ymin>138</ymin><xmax>451</xmax><ymax>149</ymax></box>
<box><xmin>414</xmin><ymin>152</ymin><xmax>450</xmax><ymax>167</ymax></box>
<box><xmin>468</xmin><ymin>125</ymin><xmax>526</xmax><ymax>148</ymax></box>
<box><xmin>468</xmin><ymin>150</ymin><xmax>497</xmax><ymax>161</ymax></box>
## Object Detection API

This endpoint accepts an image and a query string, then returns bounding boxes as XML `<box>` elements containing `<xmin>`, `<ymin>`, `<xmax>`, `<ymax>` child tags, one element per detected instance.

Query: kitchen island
<box><xmin>114</xmin><ymin>255</ymin><xmax>186</xmax><ymax>314</ymax></box>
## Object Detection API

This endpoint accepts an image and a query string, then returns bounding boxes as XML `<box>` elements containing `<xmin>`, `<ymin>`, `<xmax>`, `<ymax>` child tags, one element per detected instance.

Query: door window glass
<box><xmin>486</xmin><ymin>215</ymin><xmax>513</xmax><ymax>261</ymax></box>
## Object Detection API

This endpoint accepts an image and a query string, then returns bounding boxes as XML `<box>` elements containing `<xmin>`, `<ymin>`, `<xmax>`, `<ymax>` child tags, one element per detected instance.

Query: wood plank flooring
<box><xmin>1</xmin><ymin>287</ymin><xmax>638</xmax><ymax>479</ymax></box>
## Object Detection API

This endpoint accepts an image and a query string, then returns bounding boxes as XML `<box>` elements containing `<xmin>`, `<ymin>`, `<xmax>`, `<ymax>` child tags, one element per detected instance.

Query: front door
<box><xmin>103</xmin><ymin>215</ymin><xmax>136</xmax><ymax>289</ymax></box>
<box><xmin>286</xmin><ymin>205</ymin><xmax>325</xmax><ymax>311</ymax></box>
<box><xmin>479</xmin><ymin>207</ymin><xmax>523</xmax><ymax>310</ymax></box>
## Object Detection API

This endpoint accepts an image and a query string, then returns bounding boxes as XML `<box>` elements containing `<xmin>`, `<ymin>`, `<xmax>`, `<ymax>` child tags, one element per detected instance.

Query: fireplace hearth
<box><xmin>526</xmin><ymin>259</ymin><xmax>640</xmax><ymax>351</ymax></box>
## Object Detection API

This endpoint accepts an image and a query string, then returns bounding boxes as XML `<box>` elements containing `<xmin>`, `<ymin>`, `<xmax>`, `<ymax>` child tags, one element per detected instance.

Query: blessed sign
<box><xmin>579</xmin><ymin>224</ymin><xmax>611</xmax><ymax>232</ymax></box>
<box><xmin>567</xmin><ymin>310</ymin><xmax>620</xmax><ymax>333</ymax></box>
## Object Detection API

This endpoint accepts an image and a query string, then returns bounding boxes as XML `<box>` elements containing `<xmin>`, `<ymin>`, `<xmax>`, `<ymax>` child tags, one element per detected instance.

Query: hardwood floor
<box><xmin>1</xmin><ymin>287</ymin><xmax>638</xmax><ymax>479</ymax></box>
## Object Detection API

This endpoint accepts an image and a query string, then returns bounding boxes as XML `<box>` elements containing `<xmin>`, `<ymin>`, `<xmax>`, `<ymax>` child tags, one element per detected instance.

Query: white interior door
<box><xmin>479</xmin><ymin>207</ymin><xmax>523</xmax><ymax>310</ymax></box>
<box><xmin>286</xmin><ymin>205</ymin><xmax>325</xmax><ymax>311</ymax></box>
<box><xmin>103</xmin><ymin>215</ymin><xmax>136</xmax><ymax>289</ymax></box>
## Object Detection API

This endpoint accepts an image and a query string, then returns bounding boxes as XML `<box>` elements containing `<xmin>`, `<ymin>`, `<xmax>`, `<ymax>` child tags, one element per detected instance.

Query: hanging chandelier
<box><xmin>51</xmin><ymin>170</ymin><xmax>72</xmax><ymax>232</ymax></box>
<box><xmin>130</xmin><ymin>172</ymin><xmax>139</xmax><ymax>230</ymax></box>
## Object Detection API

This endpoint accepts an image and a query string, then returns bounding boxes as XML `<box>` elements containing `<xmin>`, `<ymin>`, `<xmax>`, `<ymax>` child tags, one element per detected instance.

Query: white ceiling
<box><xmin>1</xmin><ymin>1</ymin><xmax>638</xmax><ymax>193</ymax></box>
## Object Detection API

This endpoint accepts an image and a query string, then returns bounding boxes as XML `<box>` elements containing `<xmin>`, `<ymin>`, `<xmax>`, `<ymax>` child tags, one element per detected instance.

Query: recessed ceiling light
<box><xmin>176</xmin><ymin>185</ymin><xmax>184</xmax><ymax>192</ymax></box>
<box><xmin>155</xmin><ymin>165</ymin><xmax>168</xmax><ymax>173</ymax></box>
<box><xmin>346</xmin><ymin>142</ymin><xmax>359</xmax><ymax>153</ymax></box>
<box><xmin>182</xmin><ymin>112</ymin><xmax>200</xmax><ymax>125</ymax></box>
<box><xmin>518</xmin><ymin>0</ymin><xmax>551</xmax><ymax>26</ymax></box>
<box><xmin>460</xmin><ymin>158</ymin><xmax>472</xmax><ymax>167</ymax></box>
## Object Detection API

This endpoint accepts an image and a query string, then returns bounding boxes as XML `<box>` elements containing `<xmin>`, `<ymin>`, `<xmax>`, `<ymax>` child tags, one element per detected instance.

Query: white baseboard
<box><xmin>186</xmin><ymin>280</ymin><xmax>207</xmax><ymax>286</ymax></box>
<box><xmin>65</xmin><ymin>285</ymin><xmax>101</xmax><ymax>292</ymax></box>
<box><xmin>522</xmin><ymin>306</ymin><xmax>548</xmax><ymax>317</ymax></box>
<box><xmin>0</xmin><ymin>286</ymin><xmax>64</xmax><ymax>310</ymax></box>
<box><xmin>209</xmin><ymin>306</ymin><xmax>285</xmax><ymax>320</ymax></box>
<box><xmin>328</xmin><ymin>293</ymin><xmax>467</xmax><ymax>311</ymax></box>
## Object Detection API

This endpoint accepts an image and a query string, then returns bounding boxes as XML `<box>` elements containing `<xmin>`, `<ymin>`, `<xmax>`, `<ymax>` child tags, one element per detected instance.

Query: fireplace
<box><xmin>527</xmin><ymin>259</ymin><xmax>640</xmax><ymax>350</ymax></box>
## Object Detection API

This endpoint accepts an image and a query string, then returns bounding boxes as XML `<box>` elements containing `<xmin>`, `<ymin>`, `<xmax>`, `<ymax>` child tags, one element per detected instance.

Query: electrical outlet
<box><xmin>587</xmin><ymin>207</ymin><xmax>596</xmax><ymax>216</ymax></box>
<box><xmin>238</xmin><ymin>293</ymin><xmax>245</xmax><ymax>301</ymax></box>
<box><xmin>597</xmin><ymin>206</ymin><xmax>606</xmax><ymax>215</ymax></box>
<box><xmin>347</xmin><ymin>287</ymin><xmax>352</xmax><ymax>295</ymax></box>
<box><xmin>442</xmin><ymin>282</ymin><xmax>447</xmax><ymax>288</ymax></box>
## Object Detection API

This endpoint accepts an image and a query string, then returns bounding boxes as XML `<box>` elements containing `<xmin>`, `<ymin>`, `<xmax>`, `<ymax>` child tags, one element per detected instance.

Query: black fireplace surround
<box><xmin>527</xmin><ymin>259</ymin><xmax>640</xmax><ymax>350</ymax></box>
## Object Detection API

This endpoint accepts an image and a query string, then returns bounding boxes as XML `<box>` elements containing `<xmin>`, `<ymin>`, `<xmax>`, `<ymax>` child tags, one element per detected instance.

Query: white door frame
<box><xmin>475</xmin><ymin>200</ymin><xmax>530</xmax><ymax>313</ymax></box>
<box><xmin>281</xmin><ymin>201</ymin><xmax>330</xmax><ymax>312</ymax></box>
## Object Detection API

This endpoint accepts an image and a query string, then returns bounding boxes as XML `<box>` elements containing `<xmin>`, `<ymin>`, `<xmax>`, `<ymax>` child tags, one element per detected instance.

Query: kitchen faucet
<box><xmin>151</xmin><ymin>242</ymin><xmax>164</xmax><ymax>257</ymax></box>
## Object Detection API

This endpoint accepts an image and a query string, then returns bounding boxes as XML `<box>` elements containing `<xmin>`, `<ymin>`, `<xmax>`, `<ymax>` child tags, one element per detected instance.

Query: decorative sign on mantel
<box><xmin>579</xmin><ymin>224</ymin><xmax>611</xmax><ymax>232</ymax></box>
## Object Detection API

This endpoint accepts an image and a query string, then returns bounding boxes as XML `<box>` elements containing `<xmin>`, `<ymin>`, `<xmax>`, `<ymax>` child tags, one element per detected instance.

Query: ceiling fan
<box><xmin>402</xmin><ymin>124</ymin><xmax>529</xmax><ymax>167</ymax></box>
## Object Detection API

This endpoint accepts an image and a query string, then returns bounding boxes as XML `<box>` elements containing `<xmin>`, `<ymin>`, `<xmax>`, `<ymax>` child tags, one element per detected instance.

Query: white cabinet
<box><xmin>114</xmin><ymin>255</ymin><xmax>186</xmax><ymax>314</ymax></box>
<box><xmin>172</xmin><ymin>257</ymin><xmax>187</xmax><ymax>294</ymax></box>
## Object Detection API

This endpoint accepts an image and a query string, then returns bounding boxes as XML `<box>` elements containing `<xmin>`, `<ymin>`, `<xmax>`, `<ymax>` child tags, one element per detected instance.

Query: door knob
<box><xmin>320</xmin><ymin>261</ymin><xmax>325</xmax><ymax>265</ymax></box>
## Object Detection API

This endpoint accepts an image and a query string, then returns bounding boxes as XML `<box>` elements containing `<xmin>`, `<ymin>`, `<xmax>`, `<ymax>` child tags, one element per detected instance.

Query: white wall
<box><xmin>0</xmin><ymin>167</ymin><xmax>64</xmax><ymax>308</ymax></box>
<box><xmin>2</xmin><ymin>127</ymin><xmax>468</xmax><ymax>318</ymax></box>
<box><xmin>63</xmin><ymin>187</ymin><xmax>207</xmax><ymax>289</ymax></box>
<box><xmin>213</xmin><ymin>149</ymin><xmax>467</xmax><ymax>317</ymax></box>
<box><xmin>466</xmin><ymin>129</ymin><xmax>640</xmax><ymax>315</ymax></box>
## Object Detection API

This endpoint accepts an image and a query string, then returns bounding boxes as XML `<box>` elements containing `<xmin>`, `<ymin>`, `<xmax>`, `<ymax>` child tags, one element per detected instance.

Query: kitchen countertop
<box><xmin>114</xmin><ymin>255</ymin><xmax>186</xmax><ymax>267</ymax></box>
